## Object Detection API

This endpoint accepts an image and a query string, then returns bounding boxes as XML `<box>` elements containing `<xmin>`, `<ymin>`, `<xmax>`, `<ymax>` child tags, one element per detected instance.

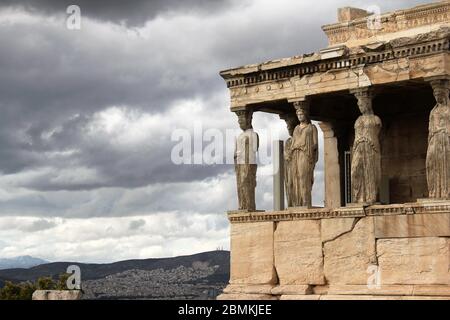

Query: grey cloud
<box><xmin>1</xmin><ymin>1</ymin><xmax>320</xmax><ymax>191</ymax></box>
<box><xmin>23</xmin><ymin>219</ymin><xmax>57</xmax><ymax>232</ymax></box>
<box><xmin>0</xmin><ymin>0</ymin><xmax>236</xmax><ymax>27</ymax></box>
<box><xmin>129</xmin><ymin>219</ymin><xmax>146</xmax><ymax>230</ymax></box>
<box><xmin>0</xmin><ymin>240</ymin><xmax>8</xmax><ymax>249</ymax></box>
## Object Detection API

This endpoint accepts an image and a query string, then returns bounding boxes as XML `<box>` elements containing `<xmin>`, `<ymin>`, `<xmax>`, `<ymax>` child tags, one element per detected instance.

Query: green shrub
<box><xmin>0</xmin><ymin>273</ymin><xmax>71</xmax><ymax>300</ymax></box>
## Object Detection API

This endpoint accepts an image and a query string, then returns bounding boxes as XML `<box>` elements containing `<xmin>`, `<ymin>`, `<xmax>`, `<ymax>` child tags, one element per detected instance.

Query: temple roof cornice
<box><xmin>220</xmin><ymin>27</ymin><xmax>450</xmax><ymax>90</ymax></box>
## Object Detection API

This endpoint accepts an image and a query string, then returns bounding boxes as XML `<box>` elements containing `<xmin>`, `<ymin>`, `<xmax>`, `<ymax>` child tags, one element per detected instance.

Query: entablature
<box><xmin>221</xmin><ymin>28</ymin><xmax>450</xmax><ymax>111</ymax></box>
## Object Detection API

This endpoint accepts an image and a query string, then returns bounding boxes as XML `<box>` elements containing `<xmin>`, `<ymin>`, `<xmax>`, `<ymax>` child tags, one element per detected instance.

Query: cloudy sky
<box><xmin>0</xmin><ymin>0</ymin><xmax>434</xmax><ymax>263</ymax></box>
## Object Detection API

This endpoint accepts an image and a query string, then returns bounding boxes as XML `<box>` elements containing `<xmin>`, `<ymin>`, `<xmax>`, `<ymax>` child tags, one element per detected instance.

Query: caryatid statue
<box><xmin>290</xmin><ymin>100</ymin><xmax>318</xmax><ymax>208</ymax></box>
<box><xmin>426</xmin><ymin>79</ymin><xmax>450</xmax><ymax>199</ymax></box>
<box><xmin>234</xmin><ymin>110</ymin><xmax>259</xmax><ymax>211</ymax></box>
<box><xmin>351</xmin><ymin>88</ymin><xmax>382</xmax><ymax>204</ymax></box>
<box><xmin>281</xmin><ymin>113</ymin><xmax>300</xmax><ymax>208</ymax></box>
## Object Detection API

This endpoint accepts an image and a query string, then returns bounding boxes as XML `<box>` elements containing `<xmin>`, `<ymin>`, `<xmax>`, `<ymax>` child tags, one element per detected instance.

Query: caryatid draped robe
<box><xmin>291</xmin><ymin>123</ymin><xmax>318</xmax><ymax>207</ymax></box>
<box><xmin>284</xmin><ymin>137</ymin><xmax>294</xmax><ymax>207</ymax></box>
<box><xmin>351</xmin><ymin>115</ymin><xmax>382</xmax><ymax>204</ymax></box>
<box><xmin>426</xmin><ymin>103</ymin><xmax>450</xmax><ymax>199</ymax></box>
<box><xmin>234</xmin><ymin>129</ymin><xmax>259</xmax><ymax>211</ymax></box>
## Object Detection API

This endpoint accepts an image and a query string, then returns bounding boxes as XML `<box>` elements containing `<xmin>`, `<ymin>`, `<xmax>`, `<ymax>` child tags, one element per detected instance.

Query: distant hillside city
<box><xmin>0</xmin><ymin>251</ymin><xmax>230</xmax><ymax>300</ymax></box>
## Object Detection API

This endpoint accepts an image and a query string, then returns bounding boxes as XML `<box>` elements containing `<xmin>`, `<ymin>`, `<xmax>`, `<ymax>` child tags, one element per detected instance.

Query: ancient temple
<box><xmin>219</xmin><ymin>1</ymin><xmax>450</xmax><ymax>300</ymax></box>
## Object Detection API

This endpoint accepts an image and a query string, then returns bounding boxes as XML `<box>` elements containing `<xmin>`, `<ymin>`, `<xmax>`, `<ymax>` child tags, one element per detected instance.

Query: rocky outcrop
<box><xmin>32</xmin><ymin>290</ymin><xmax>82</xmax><ymax>300</ymax></box>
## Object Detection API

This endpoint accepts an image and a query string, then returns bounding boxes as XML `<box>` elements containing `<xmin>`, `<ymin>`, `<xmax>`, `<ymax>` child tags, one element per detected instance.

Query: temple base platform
<box><xmin>219</xmin><ymin>201</ymin><xmax>450</xmax><ymax>300</ymax></box>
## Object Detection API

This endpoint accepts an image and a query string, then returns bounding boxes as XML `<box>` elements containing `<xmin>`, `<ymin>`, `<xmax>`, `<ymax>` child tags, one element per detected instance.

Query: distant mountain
<box><xmin>0</xmin><ymin>251</ymin><xmax>230</xmax><ymax>299</ymax></box>
<box><xmin>0</xmin><ymin>256</ymin><xmax>48</xmax><ymax>270</ymax></box>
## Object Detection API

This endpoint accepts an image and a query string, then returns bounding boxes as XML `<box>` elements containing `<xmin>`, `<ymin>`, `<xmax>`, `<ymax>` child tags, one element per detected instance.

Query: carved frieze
<box><xmin>227</xmin><ymin>201</ymin><xmax>450</xmax><ymax>224</ymax></box>
<box><xmin>322</xmin><ymin>2</ymin><xmax>450</xmax><ymax>47</ymax></box>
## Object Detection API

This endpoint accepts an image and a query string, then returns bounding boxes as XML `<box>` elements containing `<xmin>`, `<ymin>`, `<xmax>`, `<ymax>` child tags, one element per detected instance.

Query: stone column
<box><xmin>319</xmin><ymin>122</ymin><xmax>342</xmax><ymax>209</ymax></box>
<box><xmin>273</xmin><ymin>140</ymin><xmax>285</xmax><ymax>211</ymax></box>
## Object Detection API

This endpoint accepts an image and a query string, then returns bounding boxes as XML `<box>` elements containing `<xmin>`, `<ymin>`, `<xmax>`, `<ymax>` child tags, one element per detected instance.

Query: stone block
<box><xmin>324</xmin><ymin>217</ymin><xmax>377</xmax><ymax>285</ymax></box>
<box><xmin>270</xmin><ymin>285</ymin><xmax>312</xmax><ymax>295</ymax></box>
<box><xmin>327</xmin><ymin>284</ymin><xmax>450</xmax><ymax>296</ymax></box>
<box><xmin>230</xmin><ymin>222</ymin><xmax>277</xmax><ymax>285</ymax></box>
<box><xmin>223</xmin><ymin>284</ymin><xmax>274</xmax><ymax>295</ymax></box>
<box><xmin>377</xmin><ymin>237</ymin><xmax>450</xmax><ymax>285</ymax></box>
<box><xmin>320</xmin><ymin>295</ymin><xmax>450</xmax><ymax>300</ymax></box>
<box><xmin>279</xmin><ymin>295</ymin><xmax>321</xmax><ymax>300</ymax></box>
<box><xmin>274</xmin><ymin>220</ymin><xmax>325</xmax><ymax>285</ymax></box>
<box><xmin>374</xmin><ymin>213</ymin><xmax>450</xmax><ymax>238</ymax></box>
<box><xmin>321</xmin><ymin>218</ymin><xmax>356</xmax><ymax>242</ymax></box>
<box><xmin>328</xmin><ymin>285</ymin><xmax>415</xmax><ymax>296</ymax></box>
<box><xmin>337</xmin><ymin>7</ymin><xmax>369</xmax><ymax>23</ymax></box>
<box><xmin>413</xmin><ymin>285</ymin><xmax>450</xmax><ymax>296</ymax></box>
<box><xmin>217</xmin><ymin>293</ymin><xmax>277</xmax><ymax>301</ymax></box>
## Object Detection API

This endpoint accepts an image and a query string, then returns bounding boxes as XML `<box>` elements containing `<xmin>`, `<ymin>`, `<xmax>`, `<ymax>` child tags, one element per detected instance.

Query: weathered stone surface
<box><xmin>324</xmin><ymin>2</ymin><xmax>450</xmax><ymax>47</ymax></box>
<box><xmin>413</xmin><ymin>285</ymin><xmax>450</xmax><ymax>297</ymax></box>
<box><xmin>337</xmin><ymin>7</ymin><xmax>369</xmax><ymax>23</ymax></box>
<box><xmin>217</xmin><ymin>293</ymin><xmax>277</xmax><ymax>301</ymax></box>
<box><xmin>230</xmin><ymin>222</ymin><xmax>277</xmax><ymax>285</ymax></box>
<box><xmin>225</xmin><ymin>51</ymin><xmax>449</xmax><ymax>109</ymax></box>
<box><xmin>321</xmin><ymin>218</ymin><xmax>356</xmax><ymax>242</ymax></box>
<box><xmin>311</xmin><ymin>285</ymin><xmax>329</xmax><ymax>295</ymax></box>
<box><xmin>32</xmin><ymin>290</ymin><xmax>82</xmax><ymax>300</ymax></box>
<box><xmin>328</xmin><ymin>284</ymin><xmax>450</xmax><ymax>296</ymax></box>
<box><xmin>328</xmin><ymin>285</ymin><xmax>415</xmax><ymax>296</ymax></box>
<box><xmin>274</xmin><ymin>220</ymin><xmax>324</xmax><ymax>285</ymax></box>
<box><xmin>324</xmin><ymin>217</ymin><xmax>376</xmax><ymax>285</ymax></box>
<box><xmin>279</xmin><ymin>295</ymin><xmax>321</xmax><ymax>300</ymax></box>
<box><xmin>223</xmin><ymin>284</ymin><xmax>273</xmax><ymax>295</ymax></box>
<box><xmin>377</xmin><ymin>237</ymin><xmax>450</xmax><ymax>285</ymax></box>
<box><xmin>270</xmin><ymin>285</ymin><xmax>311</xmax><ymax>296</ymax></box>
<box><xmin>320</xmin><ymin>295</ymin><xmax>450</xmax><ymax>300</ymax></box>
<box><xmin>319</xmin><ymin>122</ymin><xmax>342</xmax><ymax>209</ymax></box>
<box><xmin>374</xmin><ymin>213</ymin><xmax>450</xmax><ymax>238</ymax></box>
<box><xmin>280</xmin><ymin>294</ymin><xmax>450</xmax><ymax>300</ymax></box>
<box><xmin>227</xmin><ymin>214</ymin><xmax>450</xmax><ymax>299</ymax></box>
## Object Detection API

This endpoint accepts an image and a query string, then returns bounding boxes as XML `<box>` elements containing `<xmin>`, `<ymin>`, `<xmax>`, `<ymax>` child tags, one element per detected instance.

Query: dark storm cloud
<box><xmin>0</xmin><ymin>11</ymin><xmax>231</xmax><ymax>189</ymax></box>
<box><xmin>0</xmin><ymin>0</ymin><xmax>235</xmax><ymax>26</ymax></box>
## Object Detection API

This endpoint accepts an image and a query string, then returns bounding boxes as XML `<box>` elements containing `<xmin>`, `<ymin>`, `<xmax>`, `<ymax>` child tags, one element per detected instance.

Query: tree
<box><xmin>36</xmin><ymin>277</ymin><xmax>55</xmax><ymax>290</ymax></box>
<box><xmin>56</xmin><ymin>273</ymin><xmax>70</xmax><ymax>290</ymax></box>
<box><xmin>0</xmin><ymin>281</ymin><xmax>36</xmax><ymax>300</ymax></box>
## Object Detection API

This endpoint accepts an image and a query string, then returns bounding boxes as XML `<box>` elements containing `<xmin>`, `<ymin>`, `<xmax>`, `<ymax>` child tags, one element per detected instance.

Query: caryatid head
<box><xmin>355</xmin><ymin>90</ymin><xmax>374</xmax><ymax>115</ymax></box>
<box><xmin>236</xmin><ymin>110</ymin><xmax>253</xmax><ymax>131</ymax></box>
<box><xmin>431</xmin><ymin>80</ymin><xmax>450</xmax><ymax>106</ymax></box>
<box><xmin>294</xmin><ymin>101</ymin><xmax>311</xmax><ymax>124</ymax></box>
